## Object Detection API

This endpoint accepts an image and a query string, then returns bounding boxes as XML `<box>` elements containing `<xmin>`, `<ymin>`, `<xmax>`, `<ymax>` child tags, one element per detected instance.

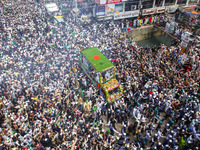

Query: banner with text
<box><xmin>142</xmin><ymin>8</ymin><xmax>157</xmax><ymax>16</ymax></box>
<box><xmin>114</xmin><ymin>10</ymin><xmax>140</xmax><ymax>20</ymax></box>
<box><xmin>142</xmin><ymin>7</ymin><xmax>166</xmax><ymax>15</ymax></box>
<box><xmin>156</xmin><ymin>7</ymin><xmax>165</xmax><ymax>13</ymax></box>
<box><xmin>106</xmin><ymin>0</ymin><xmax>122</xmax><ymax>4</ymax></box>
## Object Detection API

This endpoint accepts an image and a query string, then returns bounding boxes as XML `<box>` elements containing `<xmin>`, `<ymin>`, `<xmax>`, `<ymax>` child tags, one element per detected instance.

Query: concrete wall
<box><xmin>127</xmin><ymin>25</ymin><xmax>166</xmax><ymax>42</ymax></box>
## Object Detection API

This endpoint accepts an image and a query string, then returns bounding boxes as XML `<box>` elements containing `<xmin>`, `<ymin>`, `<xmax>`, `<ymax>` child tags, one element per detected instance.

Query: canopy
<box><xmin>55</xmin><ymin>16</ymin><xmax>64</xmax><ymax>22</ymax></box>
<box><xmin>191</xmin><ymin>10</ymin><xmax>200</xmax><ymax>15</ymax></box>
<box><xmin>73</xmin><ymin>8</ymin><xmax>79</xmax><ymax>13</ymax></box>
<box><xmin>45</xmin><ymin>3</ymin><xmax>59</xmax><ymax>12</ymax></box>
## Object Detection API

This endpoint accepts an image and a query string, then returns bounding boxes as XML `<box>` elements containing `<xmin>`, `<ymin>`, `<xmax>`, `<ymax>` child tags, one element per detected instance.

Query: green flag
<box><xmin>56</xmin><ymin>111</ymin><xmax>61</xmax><ymax>118</ymax></box>
<box><xmin>3</xmin><ymin>6</ymin><xmax>6</xmax><ymax>13</ymax></box>
<box><xmin>179</xmin><ymin>137</ymin><xmax>185</xmax><ymax>149</ymax></box>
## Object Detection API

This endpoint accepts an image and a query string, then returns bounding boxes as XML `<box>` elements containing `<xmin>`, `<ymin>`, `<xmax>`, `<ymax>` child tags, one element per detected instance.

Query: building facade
<box><xmin>93</xmin><ymin>0</ymin><xmax>199</xmax><ymax>20</ymax></box>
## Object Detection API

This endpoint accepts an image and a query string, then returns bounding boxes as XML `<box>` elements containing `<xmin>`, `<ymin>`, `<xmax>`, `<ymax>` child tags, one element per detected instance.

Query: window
<box><xmin>108</xmin><ymin>87</ymin><xmax>121</xmax><ymax>95</ymax></box>
<box><xmin>142</xmin><ymin>0</ymin><xmax>154</xmax><ymax>9</ymax></box>
<box><xmin>155</xmin><ymin>0</ymin><xmax>164</xmax><ymax>7</ymax></box>
<box><xmin>188</xmin><ymin>0</ymin><xmax>198</xmax><ymax>4</ymax></box>
<box><xmin>177</xmin><ymin>0</ymin><xmax>187</xmax><ymax>5</ymax></box>
<box><xmin>125</xmin><ymin>1</ymin><xmax>139</xmax><ymax>11</ymax></box>
<box><xmin>165</xmin><ymin>0</ymin><xmax>175</xmax><ymax>6</ymax></box>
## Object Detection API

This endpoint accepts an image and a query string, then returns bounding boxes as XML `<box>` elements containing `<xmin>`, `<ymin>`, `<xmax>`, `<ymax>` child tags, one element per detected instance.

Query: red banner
<box><xmin>96</xmin><ymin>0</ymin><xmax>124</xmax><ymax>5</ymax></box>
<box><xmin>106</xmin><ymin>0</ymin><xmax>122</xmax><ymax>4</ymax></box>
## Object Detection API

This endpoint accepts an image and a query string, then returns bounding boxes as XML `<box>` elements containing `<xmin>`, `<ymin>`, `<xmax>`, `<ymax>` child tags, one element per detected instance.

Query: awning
<box><xmin>55</xmin><ymin>16</ymin><xmax>64</xmax><ymax>22</ymax></box>
<box><xmin>191</xmin><ymin>10</ymin><xmax>200</xmax><ymax>15</ymax></box>
<box><xmin>73</xmin><ymin>8</ymin><xmax>79</xmax><ymax>13</ymax></box>
<box><xmin>45</xmin><ymin>3</ymin><xmax>59</xmax><ymax>12</ymax></box>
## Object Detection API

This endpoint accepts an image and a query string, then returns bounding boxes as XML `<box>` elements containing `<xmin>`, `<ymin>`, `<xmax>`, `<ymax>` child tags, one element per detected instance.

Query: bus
<box><xmin>79</xmin><ymin>47</ymin><xmax>123</xmax><ymax>103</ymax></box>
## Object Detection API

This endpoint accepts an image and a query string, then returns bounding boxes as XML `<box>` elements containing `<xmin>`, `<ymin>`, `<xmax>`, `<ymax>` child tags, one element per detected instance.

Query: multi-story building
<box><xmin>93</xmin><ymin>0</ymin><xmax>199</xmax><ymax>20</ymax></box>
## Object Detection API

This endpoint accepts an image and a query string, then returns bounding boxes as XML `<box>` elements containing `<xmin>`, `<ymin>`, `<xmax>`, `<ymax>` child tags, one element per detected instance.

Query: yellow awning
<box><xmin>55</xmin><ymin>16</ymin><xmax>63</xmax><ymax>19</ymax></box>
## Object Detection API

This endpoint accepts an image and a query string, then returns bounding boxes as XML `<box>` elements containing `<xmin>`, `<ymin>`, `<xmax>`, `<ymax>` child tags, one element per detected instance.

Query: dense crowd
<box><xmin>0</xmin><ymin>0</ymin><xmax>200</xmax><ymax>150</ymax></box>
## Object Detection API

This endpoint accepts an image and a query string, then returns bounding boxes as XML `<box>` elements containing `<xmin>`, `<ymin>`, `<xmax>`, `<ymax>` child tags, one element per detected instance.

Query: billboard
<box><xmin>115</xmin><ymin>3</ymin><xmax>123</xmax><ymax>12</ymax></box>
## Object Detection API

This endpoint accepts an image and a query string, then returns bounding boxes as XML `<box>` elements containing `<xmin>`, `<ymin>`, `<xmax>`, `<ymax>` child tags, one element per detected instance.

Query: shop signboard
<box><xmin>179</xmin><ymin>5</ymin><xmax>196</xmax><ymax>12</ymax></box>
<box><xmin>183</xmin><ymin>5</ymin><xmax>196</xmax><ymax>11</ymax></box>
<box><xmin>114</xmin><ymin>10</ymin><xmax>140</xmax><ymax>20</ymax></box>
<box><xmin>95</xmin><ymin>0</ymin><xmax>127</xmax><ymax>5</ymax></box>
<box><xmin>156</xmin><ymin>7</ymin><xmax>165</xmax><ymax>13</ymax></box>
<box><xmin>142</xmin><ymin>8</ymin><xmax>157</xmax><ymax>15</ymax></box>
<box><xmin>106</xmin><ymin>0</ymin><xmax>122</xmax><ymax>4</ymax></box>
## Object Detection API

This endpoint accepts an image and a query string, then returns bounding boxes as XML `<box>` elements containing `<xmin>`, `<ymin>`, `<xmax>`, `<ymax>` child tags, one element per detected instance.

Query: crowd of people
<box><xmin>0</xmin><ymin>0</ymin><xmax>200</xmax><ymax>149</ymax></box>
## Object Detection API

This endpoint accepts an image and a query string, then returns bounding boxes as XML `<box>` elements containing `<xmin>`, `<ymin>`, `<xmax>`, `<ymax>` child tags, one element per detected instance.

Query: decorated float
<box><xmin>79</xmin><ymin>47</ymin><xmax>123</xmax><ymax>103</ymax></box>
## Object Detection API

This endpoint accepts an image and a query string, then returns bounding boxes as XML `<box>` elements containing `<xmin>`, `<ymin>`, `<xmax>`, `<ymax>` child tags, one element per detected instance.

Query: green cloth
<box><xmin>3</xmin><ymin>6</ymin><xmax>6</xmax><ymax>13</ymax></box>
<box><xmin>106</xmin><ymin>130</ymin><xmax>110</xmax><ymax>134</ymax></box>
<box><xmin>93</xmin><ymin>105</ymin><xmax>97</xmax><ymax>112</ymax></box>
<box><xmin>179</xmin><ymin>137</ymin><xmax>186</xmax><ymax>149</ymax></box>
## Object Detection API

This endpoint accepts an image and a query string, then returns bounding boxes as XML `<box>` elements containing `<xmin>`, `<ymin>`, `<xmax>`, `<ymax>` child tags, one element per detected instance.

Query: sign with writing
<box><xmin>142</xmin><ymin>8</ymin><xmax>157</xmax><ymax>15</ymax></box>
<box><xmin>182</xmin><ymin>5</ymin><xmax>196</xmax><ymax>11</ymax></box>
<box><xmin>106</xmin><ymin>0</ymin><xmax>122</xmax><ymax>4</ymax></box>
<box><xmin>114</xmin><ymin>10</ymin><xmax>140</xmax><ymax>20</ymax></box>
<box><xmin>156</xmin><ymin>7</ymin><xmax>165</xmax><ymax>13</ymax></box>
